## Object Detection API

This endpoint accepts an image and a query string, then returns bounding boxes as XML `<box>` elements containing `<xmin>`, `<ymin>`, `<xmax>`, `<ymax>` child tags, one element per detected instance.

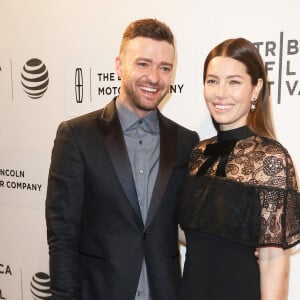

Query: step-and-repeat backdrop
<box><xmin>1</xmin><ymin>0</ymin><xmax>299</xmax><ymax>299</ymax></box>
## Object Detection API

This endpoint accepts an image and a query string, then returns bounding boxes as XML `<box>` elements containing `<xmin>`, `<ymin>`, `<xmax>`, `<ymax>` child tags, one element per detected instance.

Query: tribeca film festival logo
<box><xmin>74</xmin><ymin>68</ymin><xmax>184</xmax><ymax>103</ymax></box>
<box><xmin>30</xmin><ymin>272</ymin><xmax>51</xmax><ymax>299</ymax></box>
<box><xmin>253</xmin><ymin>31</ymin><xmax>299</xmax><ymax>104</ymax></box>
<box><xmin>0</xmin><ymin>263</ymin><xmax>12</xmax><ymax>300</ymax></box>
<box><xmin>21</xmin><ymin>58</ymin><xmax>49</xmax><ymax>100</ymax></box>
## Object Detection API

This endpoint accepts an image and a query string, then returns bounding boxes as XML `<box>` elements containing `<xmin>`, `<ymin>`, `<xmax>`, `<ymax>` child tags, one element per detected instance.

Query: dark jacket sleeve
<box><xmin>46</xmin><ymin>121</ymin><xmax>85</xmax><ymax>299</ymax></box>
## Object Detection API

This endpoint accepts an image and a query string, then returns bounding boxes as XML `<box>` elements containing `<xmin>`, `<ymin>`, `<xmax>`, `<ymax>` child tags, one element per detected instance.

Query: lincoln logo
<box><xmin>21</xmin><ymin>58</ymin><xmax>49</xmax><ymax>99</ymax></box>
<box><xmin>75</xmin><ymin>68</ymin><xmax>83</xmax><ymax>103</ymax></box>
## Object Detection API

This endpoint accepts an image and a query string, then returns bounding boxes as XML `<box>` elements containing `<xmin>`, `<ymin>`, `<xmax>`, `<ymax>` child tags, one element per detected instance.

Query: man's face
<box><xmin>116</xmin><ymin>37</ymin><xmax>175</xmax><ymax>118</ymax></box>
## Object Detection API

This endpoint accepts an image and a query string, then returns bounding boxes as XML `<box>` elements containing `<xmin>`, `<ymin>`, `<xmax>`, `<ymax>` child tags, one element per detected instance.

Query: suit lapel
<box><xmin>145</xmin><ymin>114</ymin><xmax>177</xmax><ymax>229</ymax></box>
<box><xmin>96</xmin><ymin>99</ymin><xmax>142</xmax><ymax>221</ymax></box>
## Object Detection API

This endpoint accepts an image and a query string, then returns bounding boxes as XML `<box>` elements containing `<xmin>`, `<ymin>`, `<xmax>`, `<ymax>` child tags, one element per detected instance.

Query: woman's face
<box><xmin>203</xmin><ymin>56</ymin><xmax>262</xmax><ymax>131</ymax></box>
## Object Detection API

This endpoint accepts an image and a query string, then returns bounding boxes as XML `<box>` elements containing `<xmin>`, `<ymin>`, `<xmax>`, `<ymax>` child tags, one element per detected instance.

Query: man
<box><xmin>46</xmin><ymin>18</ymin><xmax>199</xmax><ymax>300</ymax></box>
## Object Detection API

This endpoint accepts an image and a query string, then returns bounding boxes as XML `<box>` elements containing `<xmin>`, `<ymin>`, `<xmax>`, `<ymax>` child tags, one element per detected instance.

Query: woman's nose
<box><xmin>216</xmin><ymin>83</ymin><xmax>227</xmax><ymax>99</ymax></box>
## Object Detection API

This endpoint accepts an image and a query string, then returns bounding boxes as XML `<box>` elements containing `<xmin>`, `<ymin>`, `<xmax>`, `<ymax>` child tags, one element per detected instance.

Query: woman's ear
<box><xmin>253</xmin><ymin>78</ymin><xmax>263</xmax><ymax>98</ymax></box>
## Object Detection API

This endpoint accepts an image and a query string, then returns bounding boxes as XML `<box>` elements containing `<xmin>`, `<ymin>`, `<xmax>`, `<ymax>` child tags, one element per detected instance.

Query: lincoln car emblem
<box><xmin>75</xmin><ymin>68</ymin><xmax>83</xmax><ymax>103</ymax></box>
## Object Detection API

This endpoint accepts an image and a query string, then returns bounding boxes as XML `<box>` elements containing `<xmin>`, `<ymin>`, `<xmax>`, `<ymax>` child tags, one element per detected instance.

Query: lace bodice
<box><xmin>190</xmin><ymin>135</ymin><xmax>298</xmax><ymax>189</ymax></box>
<box><xmin>180</xmin><ymin>128</ymin><xmax>300</xmax><ymax>249</ymax></box>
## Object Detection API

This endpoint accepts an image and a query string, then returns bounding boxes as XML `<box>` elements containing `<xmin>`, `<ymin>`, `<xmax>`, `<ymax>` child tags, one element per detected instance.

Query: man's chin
<box><xmin>138</xmin><ymin>101</ymin><xmax>162</xmax><ymax>112</ymax></box>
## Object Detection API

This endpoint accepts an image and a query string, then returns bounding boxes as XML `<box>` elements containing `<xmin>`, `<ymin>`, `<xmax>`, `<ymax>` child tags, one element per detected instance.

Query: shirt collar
<box><xmin>116</xmin><ymin>97</ymin><xmax>159</xmax><ymax>132</ymax></box>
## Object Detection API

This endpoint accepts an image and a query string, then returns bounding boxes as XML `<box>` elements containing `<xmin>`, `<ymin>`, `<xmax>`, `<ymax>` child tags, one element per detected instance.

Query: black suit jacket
<box><xmin>46</xmin><ymin>98</ymin><xmax>199</xmax><ymax>300</ymax></box>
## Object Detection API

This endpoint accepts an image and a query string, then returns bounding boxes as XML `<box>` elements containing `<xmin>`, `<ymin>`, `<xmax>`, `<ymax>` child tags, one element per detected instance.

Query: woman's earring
<box><xmin>250</xmin><ymin>97</ymin><xmax>257</xmax><ymax>111</ymax></box>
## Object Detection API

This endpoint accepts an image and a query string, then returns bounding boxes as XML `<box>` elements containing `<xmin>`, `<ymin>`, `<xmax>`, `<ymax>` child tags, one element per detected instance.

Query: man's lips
<box><xmin>140</xmin><ymin>86</ymin><xmax>159</xmax><ymax>93</ymax></box>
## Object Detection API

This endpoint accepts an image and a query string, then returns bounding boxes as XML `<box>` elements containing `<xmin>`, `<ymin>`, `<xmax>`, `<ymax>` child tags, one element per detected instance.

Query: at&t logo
<box><xmin>30</xmin><ymin>272</ymin><xmax>51</xmax><ymax>299</ymax></box>
<box><xmin>21</xmin><ymin>58</ymin><xmax>49</xmax><ymax>99</ymax></box>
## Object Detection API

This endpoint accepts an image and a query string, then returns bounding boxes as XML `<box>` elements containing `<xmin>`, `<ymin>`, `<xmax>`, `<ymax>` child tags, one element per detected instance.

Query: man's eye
<box><xmin>137</xmin><ymin>62</ymin><xmax>148</xmax><ymax>68</ymax></box>
<box><xmin>160</xmin><ymin>66</ymin><xmax>171</xmax><ymax>73</ymax></box>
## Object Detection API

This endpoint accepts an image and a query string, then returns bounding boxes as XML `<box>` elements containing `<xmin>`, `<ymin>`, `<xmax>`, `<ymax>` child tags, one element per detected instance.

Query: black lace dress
<box><xmin>178</xmin><ymin>126</ymin><xmax>300</xmax><ymax>300</ymax></box>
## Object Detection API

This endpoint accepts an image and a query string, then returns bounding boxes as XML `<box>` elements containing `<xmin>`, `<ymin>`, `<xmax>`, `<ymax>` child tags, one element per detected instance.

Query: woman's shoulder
<box><xmin>243</xmin><ymin>135</ymin><xmax>292</xmax><ymax>160</ymax></box>
<box><xmin>234</xmin><ymin>135</ymin><xmax>298</xmax><ymax>189</ymax></box>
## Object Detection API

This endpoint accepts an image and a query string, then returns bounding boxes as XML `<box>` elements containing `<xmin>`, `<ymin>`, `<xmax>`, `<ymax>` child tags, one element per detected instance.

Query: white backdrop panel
<box><xmin>1</xmin><ymin>0</ymin><xmax>299</xmax><ymax>299</ymax></box>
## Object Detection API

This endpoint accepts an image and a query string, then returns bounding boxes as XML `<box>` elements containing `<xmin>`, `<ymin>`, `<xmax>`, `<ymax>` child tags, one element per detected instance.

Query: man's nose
<box><xmin>146</xmin><ymin>66</ymin><xmax>159</xmax><ymax>84</ymax></box>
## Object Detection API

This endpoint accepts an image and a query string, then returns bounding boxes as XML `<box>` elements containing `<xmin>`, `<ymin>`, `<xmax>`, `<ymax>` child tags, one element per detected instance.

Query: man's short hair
<box><xmin>119</xmin><ymin>18</ymin><xmax>175</xmax><ymax>55</ymax></box>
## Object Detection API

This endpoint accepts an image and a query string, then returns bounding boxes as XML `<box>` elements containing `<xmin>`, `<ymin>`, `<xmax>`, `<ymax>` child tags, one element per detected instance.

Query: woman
<box><xmin>179</xmin><ymin>38</ymin><xmax>300</xmax><ymax>300</ymax></box>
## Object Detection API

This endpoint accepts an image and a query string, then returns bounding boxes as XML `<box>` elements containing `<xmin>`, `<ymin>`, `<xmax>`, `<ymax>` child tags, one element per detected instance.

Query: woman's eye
<box><xmin>206</xmin><ymin>79</ymin><xmax>217</xmax><ymax>84</ymax></box>
<box><xmin>230</xmin><ymin>80</ymin><xmax>241</xmax><ymax>85</ymax></box>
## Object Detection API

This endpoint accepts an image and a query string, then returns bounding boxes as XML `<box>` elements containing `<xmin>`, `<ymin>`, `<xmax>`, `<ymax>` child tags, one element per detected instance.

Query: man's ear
<box><xmin>115</xmin><ymin>56</ymin><xmax>123</xmax><ymax>78</ymax></box>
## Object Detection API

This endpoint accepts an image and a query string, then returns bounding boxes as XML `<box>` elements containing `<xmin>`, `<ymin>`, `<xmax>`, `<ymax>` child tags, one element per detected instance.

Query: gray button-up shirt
<box><xmin>116</xmin><ymin>98</ymin><xmax>160</xmax><ymax>300</ymax></box>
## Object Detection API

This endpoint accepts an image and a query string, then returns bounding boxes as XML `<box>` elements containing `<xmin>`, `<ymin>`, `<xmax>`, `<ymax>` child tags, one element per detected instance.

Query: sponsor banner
<box><xmin>65</xmin><ymin>62</ymin><xmax>187</xmax><ymax>118</ymax></box>
<box><xmin>0</xmin><ymin>152</ymin><xmax>48</xmax><ymax>209</ymax></box>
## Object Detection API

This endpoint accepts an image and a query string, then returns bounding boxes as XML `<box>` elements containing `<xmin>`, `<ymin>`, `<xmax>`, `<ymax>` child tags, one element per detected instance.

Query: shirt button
<box><xmin>139</xmin><ymin>169</ymin><xmax>144</xmax><ymax>174</ymax></box>
<box><xmin>139</xmin><ymin>140</ymin><xmax>143</xmax><ymax>145</ymax></box>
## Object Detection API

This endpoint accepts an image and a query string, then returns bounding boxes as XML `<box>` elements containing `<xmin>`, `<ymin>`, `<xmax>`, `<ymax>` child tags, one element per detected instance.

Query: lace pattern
<box><xmin>180</xmin><ymin>135</ymin><xmax>300</xmax><ymax>249</ymax></box>
<box><xmin>190</xmin><ymin>135</ymin><xmax>298</xmax><ymax>189</ymax></box>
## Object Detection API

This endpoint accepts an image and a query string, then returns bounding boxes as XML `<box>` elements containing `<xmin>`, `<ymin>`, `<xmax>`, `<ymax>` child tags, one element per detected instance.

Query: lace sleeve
<box><xmin>259</xmin><ymin>187</ymin><xmax>300</xmax><ymax>248</ymax></box>
<box><xmin>180</xmin><ymin>176</ymin><xmax>300</xmax><ymax>249</ymax></box>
